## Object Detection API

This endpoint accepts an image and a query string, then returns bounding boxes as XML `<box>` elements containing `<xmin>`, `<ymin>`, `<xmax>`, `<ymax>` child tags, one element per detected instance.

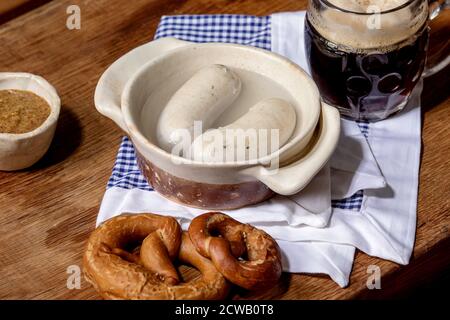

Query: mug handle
<box><xmin>94</xmin><ymin>37</ymin><xmax>191</xmax><ymax>133</ymax></box>
<box><xmin>241</xmin><ymin>103</ymin><xmax>340</xmax><ymax>196</ymax></box>
<box><xmin>424</xmin><ymin>0</ymin><xmax>450</xmax><ymax>77</ymax></box>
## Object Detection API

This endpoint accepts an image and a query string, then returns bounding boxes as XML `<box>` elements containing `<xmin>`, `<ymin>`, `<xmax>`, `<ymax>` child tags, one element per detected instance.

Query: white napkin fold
<box><xmin>97</xmin><ymin>11</ymin><xmax>421</xmax><ymax>287</ymax></box>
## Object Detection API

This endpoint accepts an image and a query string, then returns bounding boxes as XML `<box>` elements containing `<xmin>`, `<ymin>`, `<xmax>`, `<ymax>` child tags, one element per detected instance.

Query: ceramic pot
<box><xmin>95</xmin><ymin>38</ymin><xmax>340</xmax><ymax>209</ymax></box>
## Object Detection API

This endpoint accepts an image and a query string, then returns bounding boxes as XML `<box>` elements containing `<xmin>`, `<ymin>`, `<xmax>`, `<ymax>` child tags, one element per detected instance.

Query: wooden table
<box><xmin>0</xmin><ymin>0</ymin><xmax>448</xmax><ymax>300</ymax></box>
<box><xmin>0</xmin><ymin>0</ymin><xmax>50</xmax><ymax>24</ymax></box>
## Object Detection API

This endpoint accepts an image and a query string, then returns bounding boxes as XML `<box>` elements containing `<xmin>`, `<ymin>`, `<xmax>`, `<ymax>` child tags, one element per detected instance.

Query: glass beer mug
<box><xmin>305</xmin><ymin>0</ymin><xmax>449</xmax><ymax>121</ymax></box>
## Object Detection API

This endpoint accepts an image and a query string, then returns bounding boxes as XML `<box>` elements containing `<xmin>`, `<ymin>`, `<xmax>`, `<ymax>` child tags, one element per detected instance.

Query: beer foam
<box><xmin>327</xmin><ymin>0</ymin><xmax>410</xmax><ymax>13</ymax></box>
<box><xmin>309</xmin><ymin>0</ymin><xmax>428</xmax><ymax>51</ymax></box>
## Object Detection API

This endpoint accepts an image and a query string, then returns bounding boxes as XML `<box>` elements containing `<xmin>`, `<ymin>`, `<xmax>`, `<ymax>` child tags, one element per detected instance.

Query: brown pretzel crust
<box><xmin>83</xmin><ymin>214</ymin><xmax>229</xmax><ymax>300</ymax></box>
<box><xmin>188</xmin><ymin>212</ymin><xmax>283</xmax><ymax>290</ymax></box>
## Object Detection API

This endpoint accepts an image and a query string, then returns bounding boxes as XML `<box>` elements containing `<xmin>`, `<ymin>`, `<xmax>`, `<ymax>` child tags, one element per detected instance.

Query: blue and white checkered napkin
<box><xmin>98</xmin><ymin>12</ymin><xmax>422</xmax><ymax>287</ymax></box>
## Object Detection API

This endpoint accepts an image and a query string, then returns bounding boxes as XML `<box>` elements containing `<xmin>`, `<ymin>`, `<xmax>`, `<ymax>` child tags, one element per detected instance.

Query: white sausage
<box><xmin>190</xmin><ymin>98</ymin><xmax>297</xmax><ymax>162</ymax></box>
<box><xmin>157</xmin><ymin>64</ymin><xmax>241</xmax><ymax>152</ymax></box>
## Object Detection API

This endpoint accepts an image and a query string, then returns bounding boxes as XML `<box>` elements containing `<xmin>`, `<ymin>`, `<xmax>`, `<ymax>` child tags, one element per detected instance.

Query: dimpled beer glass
<box><xmin>305</xmin><ymin>0</ymin><xmax>437</xmax><ymax>121</ymax></box>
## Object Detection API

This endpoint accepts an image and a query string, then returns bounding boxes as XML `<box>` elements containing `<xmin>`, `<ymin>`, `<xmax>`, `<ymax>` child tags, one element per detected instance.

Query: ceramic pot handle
<box><xmin>242</xmin><ymin>103</ymin><xmax>340</xmax><ymax>196</ymax></box>
<box><xmin>94</xmin><ymin>37</ymin><xmax>190</xmax><ymax>133</ymax></box>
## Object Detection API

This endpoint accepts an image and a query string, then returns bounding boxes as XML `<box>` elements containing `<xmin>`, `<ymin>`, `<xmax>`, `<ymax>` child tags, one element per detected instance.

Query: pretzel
<box><xmin>83</xmin><ymin>213</ymin><xmax>230</xmax><ymax>300</ymax></box>
<box><xmin>188</xmin><ymin>212</ymin><xmax>283</xmax><ymax>290</ymax></box>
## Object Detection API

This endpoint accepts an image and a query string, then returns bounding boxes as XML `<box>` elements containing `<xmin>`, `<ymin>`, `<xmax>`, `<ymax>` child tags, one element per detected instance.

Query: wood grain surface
<box><xmin>0</xmin><ymin>0</ymin><xmax>31</xmax><ymax>14</ymax></box>
<box><xmin>0</xmin><ymin>0</ymin><xmax>51</xmax><ymax>24</ymax></box>
<box><xmin>0</xmin><ymin>0</ymin><xmax>449</xmax><ymax>300</ymax></box>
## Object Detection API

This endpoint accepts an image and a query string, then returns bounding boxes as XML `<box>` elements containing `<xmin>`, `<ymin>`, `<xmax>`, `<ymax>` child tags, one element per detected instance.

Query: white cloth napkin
<box><xmin>97</xmin><ymin>12</ymin><xmax>422</xmax><ymax>287</ymax></box>
<box><xmin>270</xmin><ymin>10</ymin><xmax>421</xmax><ymax>265</ymax></box>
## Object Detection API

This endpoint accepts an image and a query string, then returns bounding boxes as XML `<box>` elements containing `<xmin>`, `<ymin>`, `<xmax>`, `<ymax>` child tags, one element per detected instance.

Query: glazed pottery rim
<box><xmin>121</xmin><ymin>42</ymin><xmax>322</xmax><ymax>168</ymax></box>
<box><xmin>0</xmin><ymin>72</ymin><xmax>61</xmax><ymax>141</ymax></box>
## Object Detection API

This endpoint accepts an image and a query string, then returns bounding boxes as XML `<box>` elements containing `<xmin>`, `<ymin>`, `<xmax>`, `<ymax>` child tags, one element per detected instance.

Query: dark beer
<box><xmin>304</xmin><ymin>0</ymin><xmax>430</xmax><ymax>121</ymax></box>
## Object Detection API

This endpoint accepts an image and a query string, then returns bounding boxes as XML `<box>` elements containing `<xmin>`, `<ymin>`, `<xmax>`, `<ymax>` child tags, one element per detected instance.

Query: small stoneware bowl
<box><xmin>0</xmin><ymin>73</ymin><xmax>60</xmax><ymax>171</ymax></box>
<box><xmin>95</xmin><ymin>38</ymin><xmax>340</xmax><ymax>209</ymax></box>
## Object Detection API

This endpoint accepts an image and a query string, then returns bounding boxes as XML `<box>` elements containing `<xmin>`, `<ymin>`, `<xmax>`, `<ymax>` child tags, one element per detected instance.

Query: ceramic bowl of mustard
<box><xmin>95</xmin><ymin>38</ymin><xmax>340</xmax><ymax>210</ymax></box>
<box><xmin>0</xmin><ymin>73</ymin><xmax>60</xmax><ymax>171</ymax></box>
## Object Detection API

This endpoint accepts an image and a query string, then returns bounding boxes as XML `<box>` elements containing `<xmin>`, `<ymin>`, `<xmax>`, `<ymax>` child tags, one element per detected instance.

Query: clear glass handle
<box><xmin>429</xmin><ymin>0</ymin><xmax>449</xmax><ymax>19</ymax></box>
<box><xmin>424</xmin><ymin>0</ymin><xmax>450</xmax><ymax>76</ymax></box>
